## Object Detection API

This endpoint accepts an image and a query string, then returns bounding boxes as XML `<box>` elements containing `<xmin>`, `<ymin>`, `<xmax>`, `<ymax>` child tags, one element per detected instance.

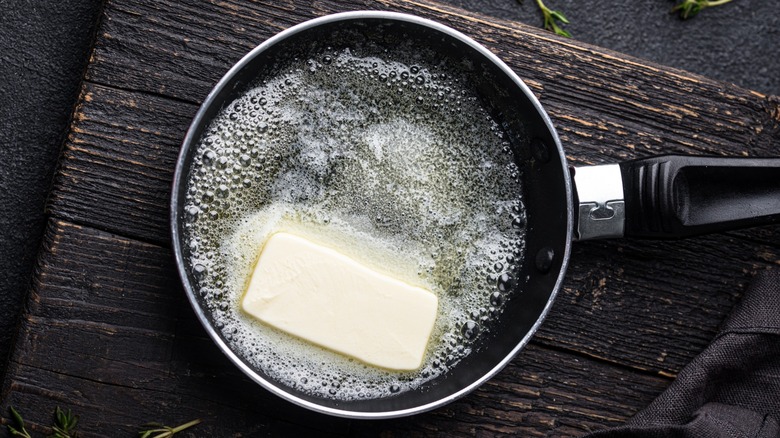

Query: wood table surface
<box><xmin>2</xmin><ymin>0</ymin><xmax>779</xmax><ymax>436</ymax></box>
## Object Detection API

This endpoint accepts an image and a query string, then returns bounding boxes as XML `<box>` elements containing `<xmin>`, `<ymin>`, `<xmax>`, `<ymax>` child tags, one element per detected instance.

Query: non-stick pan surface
<box><xmin>172</xmin><ymin>11</ymin><xmax>572</xmax><ymax>418</ymax></box>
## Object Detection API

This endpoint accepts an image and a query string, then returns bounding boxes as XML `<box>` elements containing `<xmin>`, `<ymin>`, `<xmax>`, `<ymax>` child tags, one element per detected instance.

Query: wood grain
<box><xmin>5</xmin><ymin>0</ymin><xmax>780</xmax><ymax>434</ymax></box>
<box><xmin>60</xmin><ymin>0</ymin><xmax>780</xmax><ymax>242</ymax></box>
<box><xmin>49</xmin><ymin>82</ymin><xmax>195</xmax><ymax>243</ymax></box>
<box><xmin>540</xmin><ymin>233</ymin><xmax>780</xmax><ymax>374</ymax></box>
<box><xmin>83</xmin><ymin>0</ymin><xmax>780</xmax><ymax>163</ymax></box>
<box><xmin>49</xmin><ymin>71</ymin><xmax>780</xmax><ymax>376</ymax></box>
<box><xmin>2</xmin><ymin>220</ymin><xmax>669</xmax><ymax>436</ymax></box>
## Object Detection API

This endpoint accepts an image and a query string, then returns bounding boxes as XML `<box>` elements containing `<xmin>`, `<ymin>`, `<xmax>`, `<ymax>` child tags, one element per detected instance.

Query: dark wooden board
<box><xmin>4</xmin><ymin>0</ymin><xmax>780</xmax><ymax>435</ymax></box>
<box><xmin>83</xmin><ymin>0</ymin><xmax>780</xmax><ymax>162</ymax></box>
<box><xmin>50</xmin><ymin>83</ymin><xmax>195</xmax><ymax>243</ymax></box>
<box><xmin>2</xmin><ymin>220</ymin><xmax>669</xmax><ymax>436</ymax></box>
<box><xmin>541</xmin><ymin>234</ymin><xmax>780</xmax><ymax>374</ymax></box>
<box><xmin>50</xmin><ymin>57</ymin><xmax>780</xmax><ymax>377</ymax></box>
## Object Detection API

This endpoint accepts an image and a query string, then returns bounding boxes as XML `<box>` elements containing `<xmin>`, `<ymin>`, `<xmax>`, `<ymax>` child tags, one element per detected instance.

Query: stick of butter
<box><xmin>241</xmin><ymin>232</ymin><xmax>438</xmax><ymax>371</ymax></box>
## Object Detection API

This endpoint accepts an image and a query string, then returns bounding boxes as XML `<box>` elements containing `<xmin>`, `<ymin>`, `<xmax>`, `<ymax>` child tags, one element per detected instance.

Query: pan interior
<box><xmin>174</xmin><ymin>14</ymin><xmax>570</xmax><ymax>416</ymax></box>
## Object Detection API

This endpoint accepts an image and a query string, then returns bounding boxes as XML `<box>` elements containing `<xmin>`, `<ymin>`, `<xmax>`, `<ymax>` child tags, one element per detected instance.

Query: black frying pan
<box><xmin>171</xmin><ymin>11</ymin><xmax>780</xmax><ymax>418</ymax></box>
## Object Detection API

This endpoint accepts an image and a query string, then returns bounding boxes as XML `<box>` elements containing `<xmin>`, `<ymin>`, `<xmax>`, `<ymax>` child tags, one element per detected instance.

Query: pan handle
<box><xmin>619</xmin><ymin>155</ymin><xmax>780</xmax><ymax>238</ymax></box>
<box><xmin>573</xmin><ymin>155</ymin><xmax>780</xmax><ymax>240</ymax></box>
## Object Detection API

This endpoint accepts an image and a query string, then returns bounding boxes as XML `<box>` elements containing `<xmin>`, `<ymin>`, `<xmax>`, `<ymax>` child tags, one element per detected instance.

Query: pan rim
<box><xmin>170</xmin><ymin>10</ymin><xmax>574</xmax><ymax>419</ymax></box>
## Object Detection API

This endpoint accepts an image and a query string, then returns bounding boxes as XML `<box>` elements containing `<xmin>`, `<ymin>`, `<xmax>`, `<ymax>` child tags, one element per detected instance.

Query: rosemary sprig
<box><xmin>51</xmin><ymin>407</ymin><xmax>78</xmax><ymax>438</ymax></box>
<box><xmin>515</xmin><ymin>0</ymin><xmax>572</xmax><ymax>38</ymax></box>
<box><xmin>672</xmin><ymin>0</ymin><xmax>734</xmax><ymax>19</ymax></box>
<box><xmin>6</xmin><ymin>407</ymin><xmax>32</xmax><ymax>438</ymax></box>
<box><xmin>6</xmin><ymin>406</ymin><xmax>78</xmax><ymax>438</ymax></box>
<box><xmin>138</xmin><ymin>419</ymin><xmax>202</xmax><ymax>438</ymax></box>
<box><xmin>6</xmin><ymin>406</ymin><xmax>199</xmax><ymax>438</ymax></box>
<box><xmin>534</xmin><ymin>0</ymin><xmax>572</xmax><ymax>38</ymax></box>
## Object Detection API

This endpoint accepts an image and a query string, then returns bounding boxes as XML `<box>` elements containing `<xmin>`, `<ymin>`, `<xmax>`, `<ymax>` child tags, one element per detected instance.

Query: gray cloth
<box><xmin>586</xmin><ymin>269</ymin><xmax>780</xmax><ymax>438</ymax></box>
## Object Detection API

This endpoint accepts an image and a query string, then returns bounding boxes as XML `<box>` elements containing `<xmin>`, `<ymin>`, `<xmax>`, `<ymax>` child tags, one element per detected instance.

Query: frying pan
<box><xmin>170</xmin><ymin>11</ymin><xmax>780</xmax><ymax>418</ymax></box>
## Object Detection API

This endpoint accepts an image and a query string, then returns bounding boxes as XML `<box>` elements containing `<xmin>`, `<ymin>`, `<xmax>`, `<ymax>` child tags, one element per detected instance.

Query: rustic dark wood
<box><xmin>82</xmin><ymin>0</ymin><xmax>780</xmax><ymax>163</ymax></box>
<box><xmin>1</xmin><ymin>220</ymin><xmax>669</xmax><ymax>436</ymax></box>
<box><xmin>4</xmin><ymin>0</ymin><xmax>780</xmax><ymax>435</ymax></box>
<box><xmin>541</xmin><ymin>234</ymin><xmax>780</xmax><ymax>374</ymax></box>
<box><xmin>48</xmin><ymin>3</ymin><xmax>780</xmax><ymax>376</ymax></box>
<box><xmin>49</xmin><ymin>82</ymin><xmax>196</xmax><ymax>243</ymax></box>
<box><xmin>383</xmin><ymin>0</ymin><xmax>780</xmax><ymax>162</ymax></box>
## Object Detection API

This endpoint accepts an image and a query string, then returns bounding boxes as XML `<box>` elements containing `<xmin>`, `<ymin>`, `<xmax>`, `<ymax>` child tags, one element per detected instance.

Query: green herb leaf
<box><xmin>549</xmin><ymin>10</ymin><xmax>570</xmax><ymax>24</ymax></box>
<box><xmin>517</xmin><ymin>0</ymin><xmax>572</xmax><ymax>37</ymax></box>
<box><xmin>538</xmin><ymin>0</ymin><xmax>572</xmax><ymax>37</ymax></box>
<box><xmin>138</xmin><ymin>419</ymin><xmax>202</xmax><ymax>438</ymax></box>
<box><xmin>672</xmin><ymin>0</ymin><xmax>734</xmax><ymax>19</ymax></box>
<box><xmin>51</xmin><ymin>407</ymin><xmax>79</xmax><ymax>438</ymax></box>
<box><xmin>6</xmin><ymin>407</ymin><xmax>32</xmax><ymax>438</ymax></box>
<box><xmin>553</xmin><ymin>25</ymin><xmax>572</xmax><ymax>38</ymax></box>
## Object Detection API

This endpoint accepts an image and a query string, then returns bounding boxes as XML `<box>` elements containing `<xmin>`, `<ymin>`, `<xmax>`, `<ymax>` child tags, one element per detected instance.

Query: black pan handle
<box><xmin>619</xmin><ymin>155</ymin><xmax>780</xmax><ymax>238</ymax></box>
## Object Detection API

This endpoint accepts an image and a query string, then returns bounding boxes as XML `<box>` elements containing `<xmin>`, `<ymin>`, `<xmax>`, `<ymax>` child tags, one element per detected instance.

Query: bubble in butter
<box><xmin>242</xmin><ymin>232</ymin><xmax>438</xmax><ymax>371</ymax></box>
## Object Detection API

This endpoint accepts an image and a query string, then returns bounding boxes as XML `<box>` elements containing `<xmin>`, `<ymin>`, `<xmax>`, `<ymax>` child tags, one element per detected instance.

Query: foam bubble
<box><xmin>182</xmin><ymin>40</ymin><xmax>527</xmax><ymax>401</ymax></box>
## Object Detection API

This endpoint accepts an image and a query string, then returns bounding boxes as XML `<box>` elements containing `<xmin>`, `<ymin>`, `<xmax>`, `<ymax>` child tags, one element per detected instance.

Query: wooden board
<box><xmin>3</xmin><ymin>220</ymin><xmax>669</xmax><ymax>436</ymax></box>
<box><xmin>48</xmin><ymin>0</ymin><xmax>780</xmax><ymax>375</ymax></box>
<box><xmin>3</xmin><ymin>0</ymin><xmax>780</xmax><ymax>435</ymax></box>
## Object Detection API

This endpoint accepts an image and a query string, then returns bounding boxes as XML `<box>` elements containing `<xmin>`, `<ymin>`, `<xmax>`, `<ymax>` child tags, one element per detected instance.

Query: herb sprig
<box><xmin>6</xmin><ymin>406</ymin><xmax>201</xmax><ymax>438</ymax></box>
<box><xmin>6</xmin><ymin>406</ymin><xmax>77</xmax><ymax>438</ymax></box>
<box><xmin>7</xmin><ymin>407</ymin><xmax>32</xmax><ymax>438</ymax></box>
<box><xmin>138</xmin><ymin>419</ymin><xmax>202</xmax><ymax>438</ymax></box>
<box><xmin>520</xmin><ymin>0</ymin><xmax>737</xmax><ymax>37</ymax></box>
<box><xmin>51</xmin><ymin>407</ymin><xmax>78</xmax><ymax>438</ymax></box>
<box><xmin>517</xmin><ymin>0</ymin><xmax>571</xmax><ymax>37</ymax></box>
<box><xmin>672</xmin><ymin>0</ymin><xmax>734</xmax><ymax>19</ymax></box>
<box><xmin>534</xmin><ymin>0</ymin><xmax>571</xmax><ymax>37</ymax></box>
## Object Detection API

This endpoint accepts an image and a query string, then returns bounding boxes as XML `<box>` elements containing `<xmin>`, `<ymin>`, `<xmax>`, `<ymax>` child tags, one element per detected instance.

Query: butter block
<box><xmin>241</xmin><ymin>232</ymin><xmax>438</xmax><ymax>371</ymax></box>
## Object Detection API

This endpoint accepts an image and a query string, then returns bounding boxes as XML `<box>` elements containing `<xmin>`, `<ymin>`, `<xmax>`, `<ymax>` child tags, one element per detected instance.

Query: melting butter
<box><xmin>241</xmin><ymin>232</ymin><xmax>438</xmax><ymax>371</ymax></box>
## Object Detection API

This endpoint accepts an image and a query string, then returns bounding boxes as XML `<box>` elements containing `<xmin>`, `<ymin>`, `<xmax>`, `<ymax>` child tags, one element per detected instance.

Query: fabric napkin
<box><xmin>586</xmin><ymin>269</ymin><xmax>780</xmax><ymax>438</ymax></box>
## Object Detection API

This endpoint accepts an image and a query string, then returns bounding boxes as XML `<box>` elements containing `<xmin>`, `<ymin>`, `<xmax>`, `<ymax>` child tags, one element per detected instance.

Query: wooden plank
<box><xmin>49</xmin><ymin>73</ymin><xmax>780</xmax><ymax>377</ymax></box>
<box><xmin>2</xmin><ymin>220</ymin><xmax>349</xmax><ymax>436</ymax></box>
<box><xmin>58</xmin><ymin>0</ymin><xmax>780</xmax><ymax>243</ymax></box>
<box><xmin>1</xmin><ymin>220</ymin><xmax>669</xmax><ymax>436</ymax></box>
<box><xmin>85</xmin><ymin>0</ymin><xmax>370</xmax><ymax>104</ymax></box>
<box><xmin>353</xmin><ymin>344</ymin><xmax>670</xmax><ymax>436</ymax></box>
<box><xmin>22</xmin><ymin>0</ymin><xmax>780</xmax><ymax>433</ymax></box>
<box><xmin>538</xmin><ymin>234</ymin><xmax>780</xmax><ymax>374</ymax></box>
<box><xmin>49</xmin><ymin>82</ymin><xmax>195</xmax><ymax>243</ymax></box>
<box><xmin>82</xmin><ymin>0</ymin><xmax>780</xmax><ymax>162</ymax></box>
<box><xmin>379</xmin><ymin>0</ymin><xmax>780</xmax><ymax>161</ymax></box>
